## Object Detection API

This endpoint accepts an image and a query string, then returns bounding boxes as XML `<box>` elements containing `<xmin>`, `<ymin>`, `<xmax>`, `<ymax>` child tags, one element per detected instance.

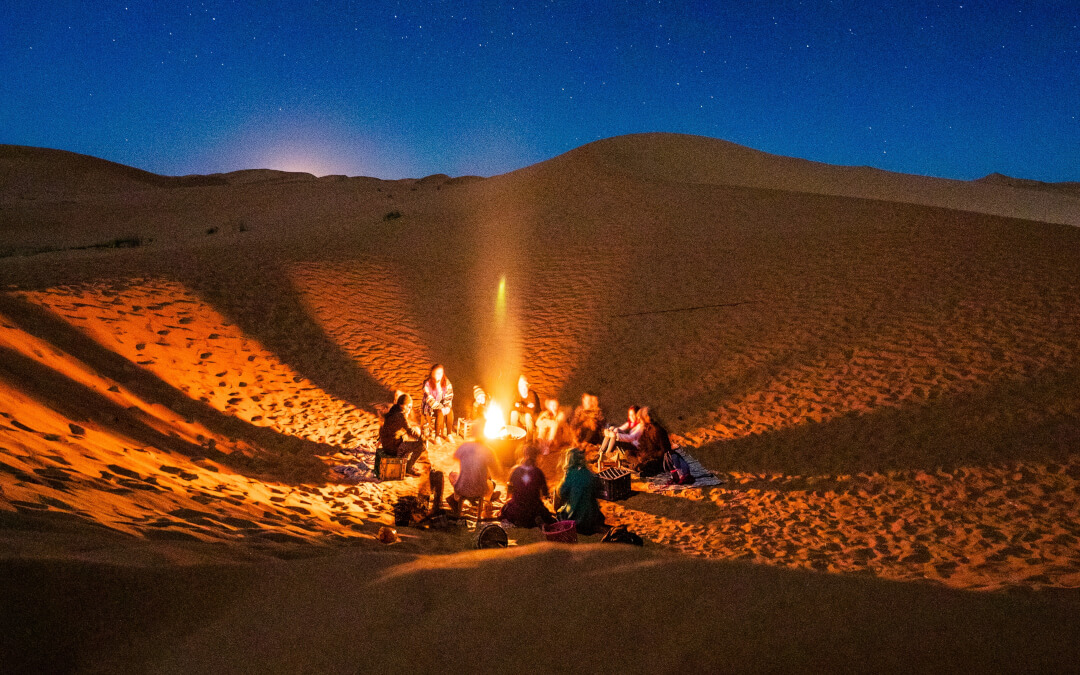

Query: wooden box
<box><xmin>378</xmin><ymin>455</ymin><xmax>406</xmax><ymax>481</ymax></box>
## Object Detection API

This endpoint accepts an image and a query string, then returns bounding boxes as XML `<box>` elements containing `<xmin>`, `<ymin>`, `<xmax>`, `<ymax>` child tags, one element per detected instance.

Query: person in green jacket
<box><xmin>554</xmin><ymin>447</ymin><xmax>608</xmax><ymax>536</ymax></box>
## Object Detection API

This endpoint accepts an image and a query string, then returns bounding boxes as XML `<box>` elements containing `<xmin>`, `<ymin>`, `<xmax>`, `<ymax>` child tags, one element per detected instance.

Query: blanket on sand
<box><xmin>645</xmin><ymin>448</ymin><xmax>723</xmax><ymax>493</ymax></box>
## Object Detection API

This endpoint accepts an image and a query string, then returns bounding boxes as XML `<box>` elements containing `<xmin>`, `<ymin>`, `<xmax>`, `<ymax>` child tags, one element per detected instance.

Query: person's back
<box><xmin>500</xmin><ymin>446</ymin><xmax>553</xmax><ymax>528</ymax></box>
<box><xmin>630</xmin><ymin>408</ymin><xmax>671</xmax><ymax>477</ymax></box>
<box><xmin>509</xmin><ymin>464</ymin><xmax>547</xmax><ymax>504</ymax></box>
<box><xmin>555</xmin><ymin>448</ymin><xmax>606</xmax><ymax>535</ymax></box>
<box><xmin>452</xmin><ymin>440</ymin><xmax>498</xmax><ymax>500</ymax></box>
<box><xmin>638</xmin><ymin>422</ymin><xmax>671</xmax><ymax>462</ymax></box>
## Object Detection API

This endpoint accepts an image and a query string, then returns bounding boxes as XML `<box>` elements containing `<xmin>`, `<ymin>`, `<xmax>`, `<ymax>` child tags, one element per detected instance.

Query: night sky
<box><xmin>2</xmin><ymin>1</ymin><xmax>1078</xmax><ymax>181</ymax></box>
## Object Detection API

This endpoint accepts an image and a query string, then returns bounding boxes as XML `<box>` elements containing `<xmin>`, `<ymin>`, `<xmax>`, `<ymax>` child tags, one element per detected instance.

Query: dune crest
<box><xmin>560</xmin><ymin>132</ymin><xmax>1080</xmax><ymax>228</ymax></box>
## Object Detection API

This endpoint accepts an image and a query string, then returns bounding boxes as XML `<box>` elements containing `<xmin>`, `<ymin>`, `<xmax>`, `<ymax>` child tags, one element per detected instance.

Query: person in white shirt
<box><xmin>597</xmin><ymin>405</ymin><xmax>642</xmax><ymax>469</ymax></box>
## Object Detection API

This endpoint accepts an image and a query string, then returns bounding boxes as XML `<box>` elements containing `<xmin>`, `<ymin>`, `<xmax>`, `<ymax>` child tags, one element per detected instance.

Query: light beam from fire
<box><xmin>484</xmin><ymin>400</ymin><xmax>506</xmax><ymax>439</ymax></box>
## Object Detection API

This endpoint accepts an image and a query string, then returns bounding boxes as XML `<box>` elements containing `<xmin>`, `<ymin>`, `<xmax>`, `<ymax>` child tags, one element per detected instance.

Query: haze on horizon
<box><xmin>1</xmin><ymin>0</ymin><xmax>1078</xmax><ymax>181</ymax></box>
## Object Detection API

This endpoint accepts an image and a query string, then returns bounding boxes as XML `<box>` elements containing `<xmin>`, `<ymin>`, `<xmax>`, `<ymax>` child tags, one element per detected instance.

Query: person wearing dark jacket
<box><xmin>499</xmin><ymin>444</ymin><xmax>556</xmax><ymax>528</ymax></box>
<box><xmin>379</xmin><ymin>393</ymin><xmax>427</xmax><ymax>476</ymax></box>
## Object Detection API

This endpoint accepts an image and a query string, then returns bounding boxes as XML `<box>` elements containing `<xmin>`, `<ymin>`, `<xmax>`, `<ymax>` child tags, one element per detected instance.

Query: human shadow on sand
<box><xmin>170</xmin><ymin>254</ymin><xmax>391</xmax><ymax>411</ymax></box>
<box><xmin>692</xmin><ymin>366</ymin><xmax>1080</xmax><ymax>477</ymax></box>
<box><xmin>0</xmin><ymin>293</ymin><xmax>336</xmax><ymax>483</ymax></box>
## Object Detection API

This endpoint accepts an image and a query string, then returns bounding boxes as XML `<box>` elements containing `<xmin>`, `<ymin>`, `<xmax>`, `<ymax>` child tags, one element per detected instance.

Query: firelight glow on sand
<box><xmin>496</xmin><ymin>275</ymin><xmax>507</xmax><ymax>324</ymax></box>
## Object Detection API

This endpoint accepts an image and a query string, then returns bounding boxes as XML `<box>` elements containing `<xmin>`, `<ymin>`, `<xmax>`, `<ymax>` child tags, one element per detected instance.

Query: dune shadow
<box><xmin>0</xmin><ymin>557</ymin><xmax>253</xmax><ymax>674</ymax></box>
<box><xmin>693</xmin><ymin>366</ymin><xmax>1080</xmax><ymax>476</ymax></box>
<box><xmin>5</xmin><ymin>545</ymin><xmax>1077</xmax><ymax>672</ymax></box>
<box><xmin>0</xmin><ymin>293</ymin><xmax>334</xmax><ymax>483</ymax></box>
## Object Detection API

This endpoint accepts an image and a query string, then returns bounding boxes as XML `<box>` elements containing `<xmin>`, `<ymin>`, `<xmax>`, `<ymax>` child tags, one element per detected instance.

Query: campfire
<box><xmin>483</xmin><ymin>400</ymin><xmax>525</xmax><ymax>441</ymax></box>
<box><xmin>484</xmin><ymin>401</ymin><xmax>505</xmax><ymax>439</ymax></box>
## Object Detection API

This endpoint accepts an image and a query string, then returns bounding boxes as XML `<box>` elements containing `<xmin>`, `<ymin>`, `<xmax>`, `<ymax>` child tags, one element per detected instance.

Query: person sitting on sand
<box><xmin>535</xmin><ymin>397</ymin><xmax>565</xmax><ymax>444</ymax></box>
<box><xmin>421</xmin><ymin>364</ymin><xmax>455</xmax><ymax>442</ymax></box>
<box><xmin>597</xmin><ymin>405</ymin><xmax>643</xmax><ymax>467</ymax></box>
<box><xmin>629</xmin><ymin>407</ymin><xmax>671</xmax><ymax>478</ymax></box>
<box><xmin>378</xmin><ymin>393</ymin><xmax>427</xmax><ymax>476</ymax></box>
<box><xmin>510</xmin><ymin>375</ymin><xmax>541</xmax><ymax>437</ymax></box>
<box><xmin>553</xmin><ymin>447</ymin><xmax>607</xmax><ymax>536</ymax></box>
<box><xmin>499</xmin><ymin>443</ymin><xmax>556</xmax><ymax>528</ymax></box>
<box><xmin>467</xmin><ymin>385</ymin><xmax>488</xmax><ymax>422</ymax></box>
<box><xmin>457</xmin><ymin>385</ymin><xmax>487</xmax><ymax>438</ymax></box>
<box><xmin>447</xmin><ymin>424</ymin><xmax>502</xmax><ymax>515</ymax></box>
<box><xmin>569</xmin><ymin>392</ymin><xmax>606</xmax><ymax>446</ymax></box>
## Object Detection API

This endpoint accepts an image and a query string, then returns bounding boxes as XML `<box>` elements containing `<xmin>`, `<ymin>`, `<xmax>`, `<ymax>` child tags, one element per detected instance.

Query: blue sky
<box><xmin>2</xmin><ymin>0</ymin><xmax>1077</xmax><ymax>180</ymax></box>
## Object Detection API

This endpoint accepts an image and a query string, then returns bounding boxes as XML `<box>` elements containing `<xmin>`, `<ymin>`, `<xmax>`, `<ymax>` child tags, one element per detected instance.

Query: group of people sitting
<box><xmin>499</xmin><ymin>376</ymin><xmax>680</xmax><ymax>481</ymax></box>
<box><xmin>442</xmin><ymin>424</ymin><xmax>609</xmax><ymax>535</ymax></box>
<box><xmin>376</xmin><ymin>363</ymin><xmax>692</xmax><ymax>535</ymax></box>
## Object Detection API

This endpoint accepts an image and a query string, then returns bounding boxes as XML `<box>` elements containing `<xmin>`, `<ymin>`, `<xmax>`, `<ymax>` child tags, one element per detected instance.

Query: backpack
<box><xmin>663</xmin><ymin>450</ymin><xmax>695</xmax><ymax>484</ymax></box>
<box><xmin>601</xmin><ymin>525</ymin><xmax>644</xmax><ymax>546</ymax></box>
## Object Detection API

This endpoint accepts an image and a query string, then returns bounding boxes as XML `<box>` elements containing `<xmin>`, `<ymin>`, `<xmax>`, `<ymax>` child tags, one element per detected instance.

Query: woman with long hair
<box><xmin>421</xmin><ymin>363</ymin><xmax>455</xmax><ymax>441</ymax></box>
<box><xmin>630</xmin><ymin>407</ymin><xmax>671</xmax><ymax>477</ymax></box>
<box><xmin>553</xmin><ymin>447</ymin><xmax>607</xmax><ymax>536</ymax></box>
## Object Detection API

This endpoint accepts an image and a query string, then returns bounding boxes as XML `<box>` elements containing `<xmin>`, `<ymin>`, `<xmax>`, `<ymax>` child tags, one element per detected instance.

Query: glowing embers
<box><xmin>480</xmin><ymin>399</ymin><xmax>526</xmax><ymax>442</ymax></box>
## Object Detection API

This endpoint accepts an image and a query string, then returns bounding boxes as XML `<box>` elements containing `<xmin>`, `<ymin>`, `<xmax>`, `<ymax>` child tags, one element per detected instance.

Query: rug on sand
<box><xmin>328</xmin><ymin>440</ymin><xmax>380</xmax><ymax>483</ymax></box>
<box><xmin>330</xmin><ymin>461</ymin><xmax>379</xmax><ymax>483</ymax></box>
<box><xmin>646</xmin><ymin>448</ymin><xmax>723</xmax><ymax>493</ymax></box>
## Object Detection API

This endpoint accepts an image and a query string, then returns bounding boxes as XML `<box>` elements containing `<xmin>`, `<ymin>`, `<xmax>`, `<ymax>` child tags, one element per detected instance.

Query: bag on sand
<box><xmin>663</xmin><ymin>450</ymin><xmax>695</xmax><ymax>485</ymax></box>
<box><xmin>601</xmin><ymin>525</ymin><xmax>644</xmax><ymax>546</ymax></box>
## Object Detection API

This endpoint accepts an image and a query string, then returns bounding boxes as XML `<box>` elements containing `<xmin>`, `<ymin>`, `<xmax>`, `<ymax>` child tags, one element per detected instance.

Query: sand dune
<box><xmin>569</xmin><ymin>133</ymin><xmax>1080</xmax><ymax>227</ymax></box>
<box><xmin>1</xmin><ymin>133</ymin><xmax>1079</xmax><ymax>669</ymax></box>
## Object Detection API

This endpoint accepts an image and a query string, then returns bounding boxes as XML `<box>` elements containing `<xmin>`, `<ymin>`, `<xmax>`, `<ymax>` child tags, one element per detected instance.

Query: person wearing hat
<box><xmin>467</xmin><ymin>385</ymin><xmax>488</xmax><ymax>422</ymax></box>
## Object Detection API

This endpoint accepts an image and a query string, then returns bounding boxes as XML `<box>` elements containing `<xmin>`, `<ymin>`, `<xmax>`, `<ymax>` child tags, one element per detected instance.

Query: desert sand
<box><xmin>1</xmin><ymin>133</ymin><xmax>1079</xmax><ymax>671</ymax></box>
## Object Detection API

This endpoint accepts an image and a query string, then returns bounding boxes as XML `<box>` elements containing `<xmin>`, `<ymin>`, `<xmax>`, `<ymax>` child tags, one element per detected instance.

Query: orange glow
<box><xmin>484</xmin><ymin>400</ymin><xmax>506</xmax><ymax>439</ymax></box>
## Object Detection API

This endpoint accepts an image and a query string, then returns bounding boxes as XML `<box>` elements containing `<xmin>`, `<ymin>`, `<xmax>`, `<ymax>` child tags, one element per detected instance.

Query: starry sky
<box><xmin>2</xmin><ymin>1</ymin><xmax>1078</xmax><ymax>181</ymax></box>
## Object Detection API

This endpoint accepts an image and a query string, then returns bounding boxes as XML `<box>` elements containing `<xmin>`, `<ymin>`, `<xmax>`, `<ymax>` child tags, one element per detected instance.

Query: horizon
<box><xmin>8</xmin><ymin>131</ymin><xmax>1077</xmax><ymax>184</ymax></box>
<box><xmin>2</xmin><ymin>1</ymin><xmax>1078</xmax><ymax>182</ymax></box>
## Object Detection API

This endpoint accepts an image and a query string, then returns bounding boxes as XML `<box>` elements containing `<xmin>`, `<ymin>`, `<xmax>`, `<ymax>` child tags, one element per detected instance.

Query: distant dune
<box><xmin>0</xmin><ymin>145</ymin><xmax>229</xmax><ymax>198</ymax></box>
<box><xmin>976</xmin><ymin>171</ymin><xmax>1080</xmax><ymax>197</ymax></box>
<box><xmin>564</xmin><ymin>133</ymin><xmax>1080</xmax><ymax>227</ymax></box>
<box><xmin>1</xmin><ymin>133</ymin><xmax>1079</xmax><ymax>670</ymax></box>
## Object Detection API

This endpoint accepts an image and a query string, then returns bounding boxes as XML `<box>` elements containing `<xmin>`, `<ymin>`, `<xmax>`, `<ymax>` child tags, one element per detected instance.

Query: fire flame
<box><xmin>484</xmin><ymin>400</ymin><xmax>506</xmax><ymax>439</ymax></box>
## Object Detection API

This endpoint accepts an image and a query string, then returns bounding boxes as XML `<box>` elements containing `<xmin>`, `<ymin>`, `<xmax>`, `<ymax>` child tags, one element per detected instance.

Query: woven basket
<box><xmin>542</xmin><ymin>520</ymin><xmax>578</xmax><ymax>544</ymax></box>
